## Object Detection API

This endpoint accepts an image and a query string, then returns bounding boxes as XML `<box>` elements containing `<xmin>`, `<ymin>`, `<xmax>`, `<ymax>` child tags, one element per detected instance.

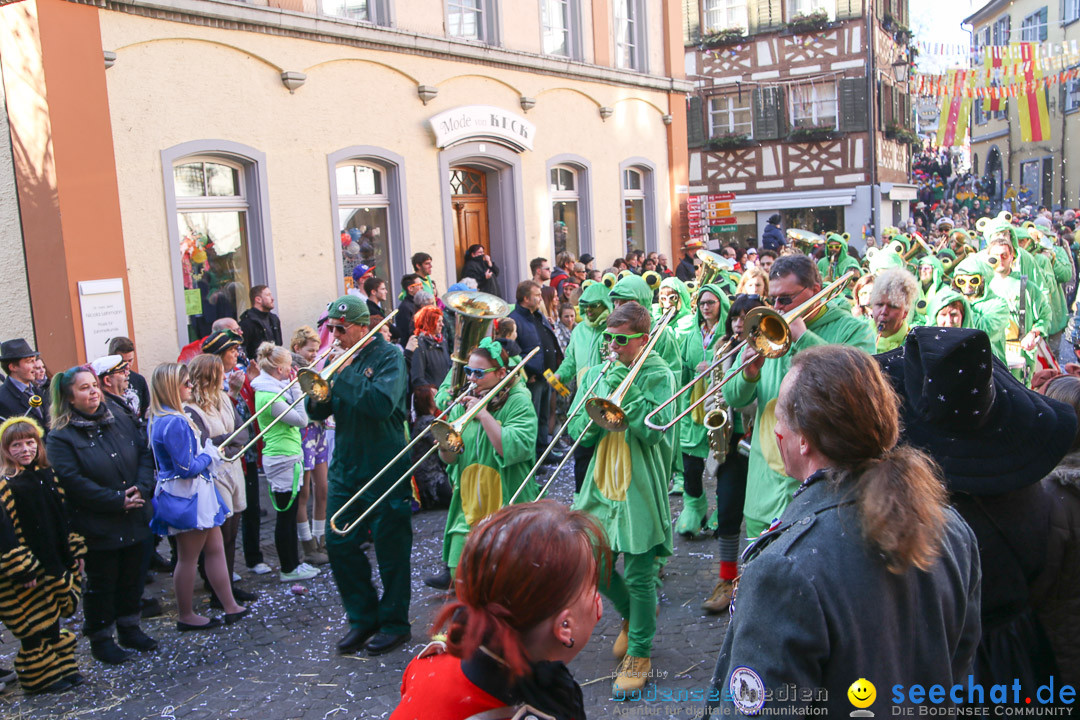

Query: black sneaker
<box><xmin>422</xmin><ymin>566</ymin><xmax>452</xmax><ymax>591</ymax></box>
<box><xmin>140</xmin><ymin>597</ymin><xmax>163</xmax><ymax>619</ymax></box>
<box><xmin>117</xmin><ymin>625</ymin><xmax>158</xmax><ymax>652</ymax></box>
<box><xmin>90</xmin><ymin>637</ymin><xmax>134</xmax><ymax>665</ymax></box>
<box><xmin>232</xmin><ymin>587</ymin><xmax>258</xmax><ymax>603</ymax></box>
<box><xmin>149</xmin><ymin>551</ymin><xmax>174</xmax><ymax>572</ymax></box>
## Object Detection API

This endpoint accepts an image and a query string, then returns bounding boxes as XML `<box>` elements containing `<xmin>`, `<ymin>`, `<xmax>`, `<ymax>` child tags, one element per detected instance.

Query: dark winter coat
<box><xmin>508</xmin><ymin>304</ymin><xmax>561</xmax><ymax>379</ymax></box>
<box><xmin>396</xmin><ymin>295</ymin><xmax>420</xmax><ymax>348</ymax></box>
<box><xmin>1033</xmin><ymin>451</ymin><xmax>1080</xmax><ymax>685</ymax></box>
<box><xmin>46</xmin><ymin>398</ymin><xmax>155</xmax><ymax>550</ymax></box>
<box><xmin>460</xmin><ymin>256</ymin><xmax>500</xmax><ymax>295</ymax></box>
<box><xmin>0</xmin><ymin>376</ymin><xmax>50</xmax><ymax>430</ymax></box>
<box><xmin>675</xmin><ymin>254</ymin><xmax>696</xmax><ymax>282</ymax></box>
<box><xmin>410</xmin><ymin>335</ymin><xmax>452</xmax><ymax>393</ymax></box>
<box><xmin>709</xmin><ymin>472</ymin><xmax>981</xmax><ymax>716</ymax></box>
<box><xmin>127</xmin><ymin>370</ymin><xmax>151</xmax><ymax>422</ymax></box>
<box><xmin>239</xmin><ymin>307</ymin><xmax>283</xmax><ymax>360</ymax></box>
<box><xmin>762</xmin><ymin>222</ymin><xmax>786</xmax><ymax>251</ymax></box>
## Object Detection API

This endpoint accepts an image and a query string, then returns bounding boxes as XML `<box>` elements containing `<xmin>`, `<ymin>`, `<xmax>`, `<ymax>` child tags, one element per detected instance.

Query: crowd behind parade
<box><xmin>0</xmin><ymin>199</ymin><xmax>1078</xmax><ymax>718</ymax></box>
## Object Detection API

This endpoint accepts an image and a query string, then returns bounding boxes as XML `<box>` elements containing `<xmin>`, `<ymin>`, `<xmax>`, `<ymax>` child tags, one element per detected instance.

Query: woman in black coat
<box><xmin>410</xmin><ymin>305</ymin><xmax>452</xmax><ymax>393</ymax></box>
<box><xmin>46</xmin><ymin>366</ymin><xmax>157</xmax><ymax>665</ymax></box>
<box><xmin>459</xmin><ymin>244</ymin><xmax>500</xmax><ymax>296</ymax></box>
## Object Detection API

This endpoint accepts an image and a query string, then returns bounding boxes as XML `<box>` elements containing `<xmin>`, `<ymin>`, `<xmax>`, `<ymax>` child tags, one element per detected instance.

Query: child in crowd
<box><xmin>290</xmin><ymin>327</ymin><xmax>329</xmax><ymax>565</ymax></box>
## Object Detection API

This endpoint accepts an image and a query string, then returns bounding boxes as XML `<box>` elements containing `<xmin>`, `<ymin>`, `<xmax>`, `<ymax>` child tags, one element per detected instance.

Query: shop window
<box><xmin>790</xmin><ymin>82</ymin><xmax>838</xmax><ymax>130</ymax></box>
<box><xmin>448</xmin><ymin>0</ymin><xmax>499</xmax><ymax>43</ymax></box>
<box><xmin>319</xmin><ymin>0</ymin><xmax>391</xmax><ymax>23</ymax></box>
<box><xmin>550</xmin><ymin>166</ymin><xmax>579</xmax><ymax>258</ymax></box>
<box><xmin>704</xmin><ymin>0</ymin><xmax>748</xmax><ymax>33</ymax></box>
<box><xmin>614</xmin><ymin>0</ymin><xmax>647</xmax><ymax>71</ymax></box>
<box><xmin>780</xmin><ymin>206</ymin><xmax>844</xmax><ymax>236</ymax></box>
<box><xmin>173</xmin><ymin>158</ymin><xmax>254</xmax><ymax>343</ymax></box>
<box><xmin>336</xmin><ymin>162</ymin><xmax>393</xmax><ymax>293</ymax></box>
<box><xmin>709</xmin><ymin>95</ymin><xmax>754</xmax><ymax>137</ymax></box>
<box><xmin>541</xmin><ymin>0</ymin><xmax>581</xmax><ymax>59</ymax></box>
<box><xmin>621</xmin><ymin>161</ymin><xmax>656</xmax><ymax>255</ymax></box>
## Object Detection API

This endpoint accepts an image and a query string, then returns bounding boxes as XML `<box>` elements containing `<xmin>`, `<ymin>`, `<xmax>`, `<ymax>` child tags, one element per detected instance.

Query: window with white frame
<box><xmin>1020</xmin><ymin>8</ymin><xmax>1048</xmax><ymax>42</ymax></box>
<box><xmin>1067</xmin><ymin>0</ymin><xmax>1080</xmax><ymax>23</ymax></box>
<box><xmin>550</xmin><ymin>166</ymin><xmax>581</xmax><ymax>258</ymax></box>
<box><xmin>1066</xmin><ymin>76</ymin><xmax>1080</xmax><ymax>112</ymax></box>
<box><xmin>709</xmin><ymin>95</ymin><xmax>753</xmax><ymax>137</ymax></box>
<box><xmin>789</xmin><ymin>0</ymin><xmax>834</xmax><ymax>20</ymax></box>
<box><xmin>992</xmin><ymin>15</ymin><xmax>1010</xmax><ymax>46</ymax></box>
<box><xmin>541</xmin><ymin>0</ymin><xmax>578</xmax><ymax>58</ymax></box>
<box><xmin>703</xmin><ymin>0</ymin><xmax>748</xmax><ymax>33</ymax></box>
<box><xmin>173</xmin><ymin>158</ymin><xmax>254</xmax><ymax>342</ymax></box>
<box><xmin>336</xmin><ymin>162</ymin><xmax>393</xmax><ymax>293</ymax></box>
<box><xmin>614</xmin><ymin>0</ymin><xmax>646</xmax><ymax>71</ymax></box>
<box><xmin>790</xmin><ymin>82</ymin><xmax>838</xmax><ymax>129</ymax></box>
<box><xmin>448</xmin><ymin>0</ymin><xmax>497</xmax><ymax>43</ymax></box>
<box><xmin>623</xmin><ymin>168</ymin><xmax>647</xmax><ymax>254</ymax></box>
<box><xmin>320</xmin><ymin>0</ymin><xmax>391</xmax><ymax>23</ymax></box>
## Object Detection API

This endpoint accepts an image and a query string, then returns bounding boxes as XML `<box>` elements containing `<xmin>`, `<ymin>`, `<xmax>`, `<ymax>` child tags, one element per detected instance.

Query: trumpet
<box><xmin>511</xmin><ymin>353</ymin><xmax>618</xmax><ymax>504</ymax></box>
<box><xmin>221</xmin><ymin>312</ymin><xmax>397</xmax><ymax>462</ymax></box>
<box><xmin>585</xmin><ymin>306</ymin><xmax>678</xmax><ymax>432</ymax></box>
<box><xmin>328</xmin><ymin>347</ymin><xmax>538</xmax><ymax>536</ymax></box>
<box><xmin>645</xmin><ymin>270</ymin><xmax>857</xmax><ymax>432</ymax></box>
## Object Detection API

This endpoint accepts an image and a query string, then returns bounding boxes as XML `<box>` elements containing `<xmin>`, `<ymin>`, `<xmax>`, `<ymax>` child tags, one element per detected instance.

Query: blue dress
<box><xmin>148</xmin><ymin>411</ymin><xmax>227</xmax><ymax>534</ymax></box>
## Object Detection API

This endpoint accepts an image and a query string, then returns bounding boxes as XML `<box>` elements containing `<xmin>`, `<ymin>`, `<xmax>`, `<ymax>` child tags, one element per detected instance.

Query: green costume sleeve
<box><xmin>1028</xmin><ymin>277</ymin><xmax>1053</xmax><ymax>336</ymax></box>
<box><xmin>567</xmin><ymin>365</ymin><xmax>604</xmax><ymax>447</ymax></box>
<box><xmin>722</xmin><ymin>356</ymin><xmax>761</xmax><ymax>411</ymax></box>
<box><xmin>492</xmin><ymin>386</ymin><xmax>537</xmax><ymax>467</ymax></box>
<box><xmin>434</xmin><ymin>368</ymin><xmax>455</xmax><ymax>411</ymax></box>
<box><xmin>308</xmin><ymin>343</ymin><xmax>407</xmax><ymax>423</ymax></box>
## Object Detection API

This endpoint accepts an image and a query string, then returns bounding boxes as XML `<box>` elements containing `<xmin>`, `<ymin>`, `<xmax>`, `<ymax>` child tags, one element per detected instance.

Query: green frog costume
<box><xmin>723</xmin><ymin>298</ymin><xmax>874</xmax><ymax>538</ymax></box>
<box><xmin>554</xmin><ymin>281</ymin><xmax>612</xmax><ymax>388</ymax></box>
<box><xmin>569</xmin><ymin>349</ymin><xmax>675</xmax><ymax>660</ymax></box>
<box><xmin>673</xmin><ymin>283</ymin><xmax>730</xmax><ymax>535</ymax></box>
<box><xmin>951</xmin><ymin>255</ymin><xmax>1011</xmax><ymax>365</ymax></box>
<box><xmin>925</xmin><ymin>288</ymin><xmax>977</xmax><ymax>330</ymax></box>
<box><xmin>912</xmin><ymin>254</ymin><xmax>947</xmax><ymax>326</ymax></box>
<box><xmin>308</xmin><ymin>296</ymin><xmax>413</xmax><ymax>639</ymax></box>
<box><xmin>816</xmin><ymin>233</ymin><xmax>862</xmax><ymax>288</ymax></box>
<box><xmin>441</xmin><ymin>339</ymin><xmax>538</xmax><ymax>572</ymax></box>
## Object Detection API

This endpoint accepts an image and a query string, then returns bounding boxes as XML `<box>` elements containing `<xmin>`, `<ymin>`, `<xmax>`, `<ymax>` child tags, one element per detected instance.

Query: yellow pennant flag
<box><xmin>1017</xmin><ymin>43</ymin><xmax>1051</xmax><ymax>142</ymax></box>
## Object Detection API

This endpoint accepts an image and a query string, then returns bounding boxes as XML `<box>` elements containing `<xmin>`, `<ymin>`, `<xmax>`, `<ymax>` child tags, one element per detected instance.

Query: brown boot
<box><xmin>613</xmin><ymin>655</ymin><xmax>651</xmax><ymax>693</ymax></box>
<box><xmin>301</xmin><ymin>538</ymin><xmax>329</xmax><ymax>565</ymax></box>
<box><xmin>702</xmin><ymin>579</ymin><xmax>735</xmax><ymax>614</ymax></box>
<box><xmin>612</xmin><ymin>619</ymin><xmax>630</xmax><ymax>659</ymax></box>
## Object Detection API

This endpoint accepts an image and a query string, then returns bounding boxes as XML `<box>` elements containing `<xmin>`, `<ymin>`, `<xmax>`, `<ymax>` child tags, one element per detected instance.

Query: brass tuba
<box><xmin>443</xmin><ymin>290</ymin><xmax>510</xmax><ymax>397</ymax></box>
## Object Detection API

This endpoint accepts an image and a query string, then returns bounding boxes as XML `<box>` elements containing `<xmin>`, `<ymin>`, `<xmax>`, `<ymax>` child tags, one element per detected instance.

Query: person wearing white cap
<box><xmin>90</xmin><ymin>356</ymin><xmax>136</xmax><ymax>424</ymax></box>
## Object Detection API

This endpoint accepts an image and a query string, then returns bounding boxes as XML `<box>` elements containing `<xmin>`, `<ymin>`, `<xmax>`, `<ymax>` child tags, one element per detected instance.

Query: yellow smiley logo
<box><xmin>848</xmin><ymin>678</ymin><xmax>876</xmax><ymax>709</ymax></box>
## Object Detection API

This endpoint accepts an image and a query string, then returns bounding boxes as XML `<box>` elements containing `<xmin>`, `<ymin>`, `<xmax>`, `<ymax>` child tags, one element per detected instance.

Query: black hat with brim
<box><xmin>0</xmin><ymin>339</ymin><xmax>38</xmax><ymax>362</ymax></box>
<box><xmin>876</xmin><ymin>326</ymin><xmax>1077</xmax><ymax>495</ymax></box>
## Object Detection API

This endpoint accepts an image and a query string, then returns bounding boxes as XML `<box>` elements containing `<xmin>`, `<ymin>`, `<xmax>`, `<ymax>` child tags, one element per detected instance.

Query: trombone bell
<box><xmin>743</xmin><ymin>308</ymin><xmax>792</xmax><ymax>359</ymax></box>
<box><xmin>297</xmin><ymin>368</ymin><xmax>331</xmax><ymax>402</ymax></box>
<box><xmin>585</xmin><ymin>398</ymin><xmax>626</xmax><ymax>432</ymax></box>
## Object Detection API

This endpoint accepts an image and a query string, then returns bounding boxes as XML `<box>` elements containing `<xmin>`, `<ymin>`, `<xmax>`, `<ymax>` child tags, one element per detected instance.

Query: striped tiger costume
<box><xmin>0</xmin><ymin>466</ymin><xmax>86</xmax><ymax>692</ymax></box>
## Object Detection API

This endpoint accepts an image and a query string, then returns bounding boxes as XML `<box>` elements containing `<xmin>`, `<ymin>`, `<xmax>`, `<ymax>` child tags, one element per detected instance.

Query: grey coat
<box><xmin>708</xmin><ymin>473</ymin><xmax>981</xmax><ymax>716</ymax></box>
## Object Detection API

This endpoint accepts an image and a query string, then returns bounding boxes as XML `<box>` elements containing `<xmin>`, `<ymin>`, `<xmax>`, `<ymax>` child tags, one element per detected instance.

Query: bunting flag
<box><xmin>983</xmin><ymin>43</ymin><xmax>1003</xmax><ymax>112</ymax></box>
<box><xmin>1017</xmin><ymin>43</ymin><xmax>1051</xmax><ymax>142</ymax></box>
<box><xmin>936</xmin><ymin>70</ymin><xmax>971</xmax><ymax>147</ymax></box>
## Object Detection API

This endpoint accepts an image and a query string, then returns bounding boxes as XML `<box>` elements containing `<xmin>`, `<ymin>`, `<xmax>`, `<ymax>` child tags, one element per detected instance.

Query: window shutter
<box><xmin>1040</xmin><ymin>7</ymin><xmax>1048</xmax><ymax>41</ymax></box>
<box><xmin>688</xmin><ymin>96</ymin><xmax>706</xmax><ymax>147</ymax></box>
<box><xmin>836</xmin><ymin>0</ymin><xmax>864</xmax><ymax>20</ymax></box>
<box><xmin>876</xmin><ymin>0</ymin><xmax>885</xmax><ymax>21</ymax></box>
<box><xmin>753</xmin><ymin>87</ymin><xmax>783</xmax><ymax>140</ymax></box>
<box><xmin>683</xmin><ymin>0</ymin><xmax>701</xmax><ymax>44</ymax></box>
<box><xmin>754</xmin><ymin>0</ymin><xmax>783</xmax><ymax>32</ymax></box>
<box><xmin>838</xmin><ymin>77</ymin><xmax>868</xmax><ymax>132</ymax></box>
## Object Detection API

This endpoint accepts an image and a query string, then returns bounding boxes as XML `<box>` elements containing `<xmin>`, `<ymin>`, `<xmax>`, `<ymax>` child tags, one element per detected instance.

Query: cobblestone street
<box><xmin>0</xmin><ymin>465</ymin><xmax>731</xmax><ymax>720</ymax></box>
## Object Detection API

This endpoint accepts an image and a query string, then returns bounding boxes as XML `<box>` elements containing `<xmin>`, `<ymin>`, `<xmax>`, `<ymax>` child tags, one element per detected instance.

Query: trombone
<box><xmin>644</xmin><ymin>270</ymin><xmax>857</xmax><ymax>432</ymax></box>
<box><xmin>509</xmin><ymin>353</ymin><xmax>617</xmax><ymax>504</ymax></box>
<box><xmin>222</xmin><ymin>311</ymin><xmax>398</xmax><ymax>462</ymax></box>
<box><xmin>329</xmin><ymin>346</ymin><xmax>539</xmax><ymax>536</ymax></box>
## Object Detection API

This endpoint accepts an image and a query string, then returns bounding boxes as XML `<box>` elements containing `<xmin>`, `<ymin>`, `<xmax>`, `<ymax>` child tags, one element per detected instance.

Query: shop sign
<box><xmin>430</xmin><ymin>105</ymin><xmax>536</xmax><ymax>152</ymax></box>
<box><xmin>78</xmin><ymin>278</ymin><xmax>129</xmax><ymax>361</ymax></box>
<box><xmin>712</xmin><ymin>225</ymin><xmax>738</xmax><ymax>233</ymax></box>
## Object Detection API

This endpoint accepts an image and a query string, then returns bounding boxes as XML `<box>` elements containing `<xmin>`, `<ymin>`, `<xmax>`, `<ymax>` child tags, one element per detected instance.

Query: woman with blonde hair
<box><xmin>148</xmin><ymin>363</ymin><xmax>246</xmax><ymax>630</ymax></box>
<box><xmin>734</xmin><ymin>266</ymin><xmax>769</xmax><ymax>298</ymax></box>
<box><xmin>185</xmin><ymin>354</ymin><xmax>256</xmax><ymax>604</ymax></box>
<box><xmin>251</xmin><ymin>343</ymin><xmax>320</xmax><ymax>582</ymax></box>
<box><xmin>290</xmin><ymin>326</ymin><xmax>329</xmax><ymax>565</ymax></box>
<box><xmin>709</xmin><ymin>344</ymin><xmax>980</xmax><ymax>715</ymax></box>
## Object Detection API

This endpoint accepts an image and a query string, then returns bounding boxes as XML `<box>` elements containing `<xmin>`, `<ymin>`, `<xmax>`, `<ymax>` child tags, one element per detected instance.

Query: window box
<box><xmin>702</xmin><ymin>28</ymin><xmax>747</xmax><ymax>48</ymax></box>
<box><xmin>787</xmin><ymin>125</ymin><xmax>840</xmax><ymax>142</ymax></box>
<box><xmin>884</xmin><ymin>124</ymin><xmax>923</xmax><ymax>150</ymax></box>
<box><xmin>785</xmin><ymin>9</ymin><xmax>831</xmax><ymax>35</ymax></box>
<box><xmin>892</xmin><ymin>25</ymin><xmax>913</xmax><ymax>45</ymax></box>
<box><xmin>705</xmin><ymin>133</ymin><xmax>756</xmax><ymax>150</ymax></box>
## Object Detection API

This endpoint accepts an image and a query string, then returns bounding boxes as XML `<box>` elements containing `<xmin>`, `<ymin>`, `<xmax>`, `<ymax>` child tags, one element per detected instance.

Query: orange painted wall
<box><xmin>0</xmin><ymin>0</ymin><xmax>133</xmax><ymax>368</ymax></box>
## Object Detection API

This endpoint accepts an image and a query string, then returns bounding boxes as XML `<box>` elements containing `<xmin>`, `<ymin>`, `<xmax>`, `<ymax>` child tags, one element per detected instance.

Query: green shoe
<box><xmin>675</xmin><ymin>493</ymin><xmax>708</xmax><ymax>538</ymax></box>
<box><xmin>669</xmin><ymin>475</ymin><xmax>684</xmax><ymax>496</ymax></box>
<box><xmin>706</xmin><ymin>508</ymin><xmax>719</xmax><ymax>534</ymax></box>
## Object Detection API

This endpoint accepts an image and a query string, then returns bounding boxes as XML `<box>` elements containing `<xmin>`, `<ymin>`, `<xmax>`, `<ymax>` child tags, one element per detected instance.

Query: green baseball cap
<box><xmin>326</xmin><ymin>295</ymin><xmax>370</xmax><ymax>325</ymax></box>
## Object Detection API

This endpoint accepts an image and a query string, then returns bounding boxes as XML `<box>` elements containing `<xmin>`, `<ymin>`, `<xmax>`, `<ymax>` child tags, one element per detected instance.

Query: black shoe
<box><xmin>140</xmin><ymin>597</ymin><xmax>163</xmax><ymax>619</ymax></box>
<box><xmin>232</xmin><ymin>587</ymin><xmax>258</xmax><ymax>603</ymax></box>
<box><xmin>65</xmin><ymin>673</ymin><xmax>86</xmax><ymax>688</ymax></box>
<box><xmin>176</xmin><ymin>617</ymin><xmax>222</xmax><ymax>632</ymax></box>
<box><xmin>224</xmin><ymin>609</ymin><xmax>249</xmax><ymax>625</ymax></box>
<box><xmin>90</xmin><ymin>637</ymin><xmax>134</xmax><ymax>665</ymax></box>
<box><xmin>541</xmin><ymin>450</ymin><xmax>566</xmax><ymax>465</ymax></box>
<box><xmin>336</xmin><ymin>627</ymin><xmax>376</xmax><ymax>655</ymax></box>
<box><xmin>149</xmin><ymin>551</ymin><xmax>174</xmax><ymax>572</ymax></box>
<box><xmin>117</xmin><ymin>625</ymin><xmax>158</xmax><ymax>652</ymax></box>
<box><xmin>29</xmin><ymin>677</ymin><xmax>73</xmax><ymax>695</ymax></box>
<box><xmin>0</xmin><ymin>667</ymin><xmax>15</xmax><ymax>684</ymax></box>
<box><xmin>366</xmin><ymin>632</ymin><xmax>411</xmax><ymax>656</ymax></box>
<box><xmin>208</xmin><ymin>594</ymin><xmax>224</xmax><ymax>610</ymax></box>
<box><xmin>422</xmin><ymin>566</ymin><xmax>452</xmax><ymax>591</ymax></box>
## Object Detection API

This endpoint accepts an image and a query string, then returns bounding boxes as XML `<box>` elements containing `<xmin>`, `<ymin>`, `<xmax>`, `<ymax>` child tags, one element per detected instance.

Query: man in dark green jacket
<box><xmin>308</xmin><ymin>295</ymin><xmax>413</xmax><ymax>657</ymax></box>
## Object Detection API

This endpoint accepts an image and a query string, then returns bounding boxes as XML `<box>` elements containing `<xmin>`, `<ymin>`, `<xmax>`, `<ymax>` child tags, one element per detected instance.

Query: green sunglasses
<box><xmin>602</xmin><ymin>331</ymin><xmax>646</xmax><ymax>346</ymax></box>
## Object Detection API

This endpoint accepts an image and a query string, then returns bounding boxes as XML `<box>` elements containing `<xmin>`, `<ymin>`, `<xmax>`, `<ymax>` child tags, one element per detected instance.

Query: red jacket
<box><xmin>177</xmin><ymin>336</ymin><xmax>208</xmax><ymax>364</ymax></box>
<box><xmin>390</xmin><ymin>647</ymin><xmax>506</xmax><ymax>720</ymax></box>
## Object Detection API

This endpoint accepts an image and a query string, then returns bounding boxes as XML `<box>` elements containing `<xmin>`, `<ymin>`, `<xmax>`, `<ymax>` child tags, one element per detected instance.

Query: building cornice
<box><xmin>72</xmin><ymin>0</ymin><xmax>694</xmax><ymax>94</ymax></box>
<box><xmin>962</xmin><ymin>0</ymin><xmax>1010</xmax><ymax>28</ymax></box>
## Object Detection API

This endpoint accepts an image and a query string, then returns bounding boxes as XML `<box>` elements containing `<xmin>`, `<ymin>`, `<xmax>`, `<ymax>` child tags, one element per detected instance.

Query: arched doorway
<box><xmin>438</xmin><ymin>143</ymin><xmax>525</xmax><ymax>299</ymax></box>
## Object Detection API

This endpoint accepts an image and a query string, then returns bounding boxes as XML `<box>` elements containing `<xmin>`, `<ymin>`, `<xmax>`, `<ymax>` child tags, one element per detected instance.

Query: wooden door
<box><xmin>450</xmin><ymin>167</ymin><xmax>489</xmax><ymax>277</ymax></box>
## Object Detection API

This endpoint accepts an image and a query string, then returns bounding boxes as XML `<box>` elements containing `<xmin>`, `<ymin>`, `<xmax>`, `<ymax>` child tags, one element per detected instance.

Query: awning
<box><xmin>730</xmin><ymin>188</ymin><xmax>857</xmax><ymax>212</ymax></box>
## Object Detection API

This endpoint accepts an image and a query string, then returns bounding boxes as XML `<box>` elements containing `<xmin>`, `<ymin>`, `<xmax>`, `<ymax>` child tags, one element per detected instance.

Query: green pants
<box><xmin>324</xmin><ymin>485</ymin><xmax>412</xmax><ymax>635</ymax></box>
<box><xmin>600</xmin><ymin>546</ymin><xmax>659</xmax><ymax>658</ymax></box>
